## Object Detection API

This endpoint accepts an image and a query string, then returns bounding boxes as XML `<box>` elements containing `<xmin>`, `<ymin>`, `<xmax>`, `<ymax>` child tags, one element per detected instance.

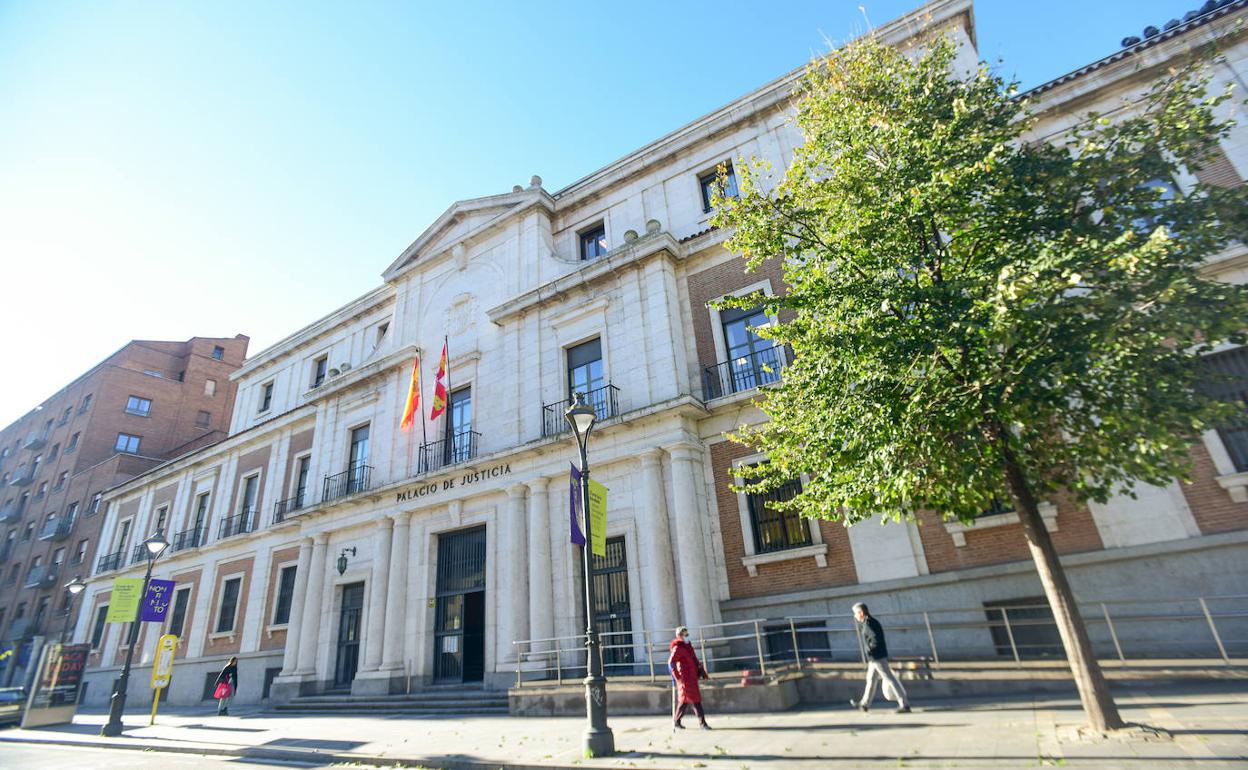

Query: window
<box><xmin>18</xmin><ymin>492</ymin><xmax>29</xmax><ymax>516</ymax></box>
<box><xmin>193</xmin><ymin>410</ymin><xmax>210</xmax><ymax>428</ymax></box>
<box><xmin>204</xmin><ymin>379</ymin><xmax>217</xmax><ymax>397</ymax></box>
<box><xmin>91</xmin><ymin>604</ymin><xmax>109</xmax><ymax>648</ymax></box>
<box><xmin>375</xmin><ymin>322</ymin><xmax>390</xmax><ymax>347</ymax></box>
<box><xmin>52</xmin><ymin>547</ymin><xmax>65</xmax><ymax>565</ymax></box>
<box><xmin>240</xmin><ymin>474</ymin><xmax>259</xmax><ymax>514</ymax></box>
<box><xmin>154</xmin><ymin>505</ymin><xmax>168</xmax><ymax>534</ymax></box>
<box><xmin>7</xmin><ymin>565</ymin><xmax>19</xmax><ymax>583</ymax></box>
<box><xmin>169</xmin><ymin>586</ymin><xmax>191</xmax><ymax>637</ymax></box>
<box><xmin>13</xmin><ymin>601</ymin><xmax>26</xmax><ymax>619</ymax></box>
<box><xmin>699</xmin><ymin>161</ymin><xmax>739</xmax><ymax>212</ymax></box>
<box><xmin>721</xmin><ymin>305</ymin><xmax>781</xmax><ymax>394</ymax></box>
<box><xmin>54</xmin><ymin>471</ymin><xmax>68</xmax><ymax>491</ymax></box>
<box><xmin>1201</xmin><ymin>347</ymin><xmax>1248</xmax><ymax>472</ymax></box>
<box><xmin>124</xmin><ymin>396</ymin><xmax>152</xmax><ymax>417</ymax></box>
<box><xmin>59</xmin><ymin>407</ymin><xmax>72</xmax><ymax>425</ymax></box>
<box><xmin>259</xmin><ymin>382</ymin><xmax>274</xmax><ymax>413</ymax></box>
<box><xmin>87</xmin><ymin>492</ymin><xmax>102</xmax><ymax>516</ymax></box>
<box><xmin>115</xmin><ymin>519</ymin><xmax>132</xmax><ymax>552</ymax></box>
<box><xmin>193</xmin><ymin>492</ymin><xmax>210</xmax><ymax>531</ymax></box>
<box><xmin>73</xmin><ymin>538</ymin><xmax>88</xmax><ymax>564</ymax></box>
<box><xmin>579</xmin><ymin>223</ymin><xmax>608</xmax><ymax>261</ymax></box>
<box><xmin>293</xmin><ymin>456</ymin><xmax>310</xmax><ymax>507</ymax></box>
<box><xmin>175</xmin><ymin>371</ymin><xmax>185</xmax><ymax>382</ymax></box>
<box><xmin>67</xmin><ymin>433</ymin><xmax>80</xmax><ymax>452</ymax></box>
<box><xmin>79</xmin><ymin>394</ymin><xmax>92</xmax><ymax>414</ymax></box>
<box><xmin>567</xmin><ymin>338</ymin><xmax>604</xmax><ymax>398</ymax></box>
<box><xmin>31</xmin><ymin>453</ymin><xmax>42</xmax><ymax>477</ymax></box>
<box><xmin>65</xmin><ymin>502</ymin><xmax>78</xmax><ymax>522</ymax></box>
<box><xmin>48</xmin><ymin>443</ymin><xmax>59</xmax><ymax>462</ymax></box>
<box><xmin>273</xmin><ymin>565</ymin><xmax>298</xmax><ymax>625</ymax></box>
<box><xmin>115</xmin><ymin>433</ymin><xmax>141</xmax><ymax>454</ymax></box>
<box><xmin>35</xmin><ymin>481</ymin><xmax>47</xmax><ymax>499</ymax></box>
<box><xmin>34</xmin><ymin>597</ymin><xmax>50</xmax><ymax>627</ymax></box>
<box><xmin>745</xmin><ymin>476</ymin><xmax>811</xmax><ymax>554</ymax></box>
<box><xmin>311</xmin><ymin>355</ymin><xmax>328</xmax><ymax>388</ymax></box>
<box><xmin>442</xmin><ymin>389</ymin><xmax>474</xmax><ymax>465</ymax></box>
<box><xmin>347</xmin><ymin>425</ymin><xmax>370</xmax><ymax>491</ymax></box>
<box><xmin>215</xmin><ymin>577</ymin><xmax>243</xmax><ymax>633</ymax></box>
<box><xmin>212</xmin><ymin>345</ymin><xmax>225</xmax><ymax>360</ymax></box>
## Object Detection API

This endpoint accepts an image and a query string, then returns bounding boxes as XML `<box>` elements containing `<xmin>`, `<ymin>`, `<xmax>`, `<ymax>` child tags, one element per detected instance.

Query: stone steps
<box><xmin>273</xmin><ymin>688</ymin><xmax>509</xmax><ymax>715</ymax></box>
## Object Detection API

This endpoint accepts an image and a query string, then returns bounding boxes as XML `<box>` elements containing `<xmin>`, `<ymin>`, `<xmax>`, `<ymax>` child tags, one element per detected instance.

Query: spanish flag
<box><xmin>399</xmin><ymin>355</ymin><xmax>421</xmax><ymax>431</ymax></box>
<box><xmin>429</xmin><ymin>340</ymin><xmax>449</xmax><ymax>420</ymax></box>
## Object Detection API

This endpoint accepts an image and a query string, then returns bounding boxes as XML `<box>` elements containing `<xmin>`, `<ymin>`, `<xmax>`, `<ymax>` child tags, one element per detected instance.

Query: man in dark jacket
<box><xmin>849</xmin><ymin>602</ymin><xmax>911</xmax><ymax>713</ymax></box>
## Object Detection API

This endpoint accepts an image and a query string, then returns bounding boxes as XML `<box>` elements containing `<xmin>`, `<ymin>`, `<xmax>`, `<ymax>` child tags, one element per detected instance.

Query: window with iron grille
<box><xmin>745</xmin><ymin>476</ymin><xmax>811</xmax><ymax>554</ymax></box>
<box><xmin>1201</xmin><ymin>346</ymin><xmax>1248</xmax><ymax>472</ymax></box>
<box><xmin>216</xmin><ymin>577</ymin><xmax>242</xmax><ymax>633</ymax></box>
<box><xmin>273</xmin><ymin>565</ymin><xmax>297</xmax><ymax>625</ymax></box>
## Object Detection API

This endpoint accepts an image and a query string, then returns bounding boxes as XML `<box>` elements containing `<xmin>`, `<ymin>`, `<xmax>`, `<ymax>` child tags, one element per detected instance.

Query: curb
<box><xmin>0</xmin><ymin>733</ymin><xmax>667</xmax><ymax>770</ymax></box>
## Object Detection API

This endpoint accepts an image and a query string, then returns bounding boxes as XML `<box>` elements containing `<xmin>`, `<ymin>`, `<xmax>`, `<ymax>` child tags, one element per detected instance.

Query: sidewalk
<box><xmin>1</xmin><ymin>683</ymin><xmax>1245</xmax><ymax>769</ymax></box>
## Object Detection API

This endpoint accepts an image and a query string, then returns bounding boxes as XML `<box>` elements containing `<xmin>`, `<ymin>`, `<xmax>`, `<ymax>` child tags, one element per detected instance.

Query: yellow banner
<box><xmin>106</xmin><ymin>578</ymin><xmax>144</xmax><ymax>623</ymax></box>
<box><xmin>588</xmin><ymin>478</ymin><xmax>608</xmax><ymax>558</ymax></box>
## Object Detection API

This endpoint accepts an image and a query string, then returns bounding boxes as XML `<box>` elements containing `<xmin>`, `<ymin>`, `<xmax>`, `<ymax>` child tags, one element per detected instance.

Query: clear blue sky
<box><xmin>0</xmin><ymin>0</ymin><xmax>1192</xmax><ymax>426</ymax></box>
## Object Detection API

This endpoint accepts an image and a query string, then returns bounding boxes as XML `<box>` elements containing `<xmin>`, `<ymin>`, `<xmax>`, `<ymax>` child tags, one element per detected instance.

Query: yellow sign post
<box><xmin>588</xmin><ymin>478</ymin><xmax>608</xmax><ymax>557</ymax></box>
<box><xmin>149</xmin><ymin>634</ymin><xmax>177</xmax><ymax>725</ymax></box>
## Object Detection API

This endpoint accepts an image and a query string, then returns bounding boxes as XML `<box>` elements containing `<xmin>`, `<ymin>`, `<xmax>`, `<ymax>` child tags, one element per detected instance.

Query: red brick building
<box><xmin>0</xmin><ymin>335</ymin><xmax>247</xmax><ymax>683</ymax></box>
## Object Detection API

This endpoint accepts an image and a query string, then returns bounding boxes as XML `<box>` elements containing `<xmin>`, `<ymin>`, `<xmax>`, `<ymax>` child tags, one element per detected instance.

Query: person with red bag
<box><xmin>667</xmin><ymin>626</ymin><xmax>711</xmax><ymax>732</ymax></box>
<box><xmin>213</xmin><ymin>656</ymin><xmax>238</xmax><ymax>716</ymax></box>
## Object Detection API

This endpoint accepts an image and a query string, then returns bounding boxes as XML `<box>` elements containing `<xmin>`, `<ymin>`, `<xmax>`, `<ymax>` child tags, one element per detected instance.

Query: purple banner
<box><xmin>139</xmin><ymin>579</ymin><xmax>177</xmax><ymax>623</ymax></box>
<box><xmin>569</xmin><ymin>462</ymin><xmax>586</xmax><ymax>546</ymax></box>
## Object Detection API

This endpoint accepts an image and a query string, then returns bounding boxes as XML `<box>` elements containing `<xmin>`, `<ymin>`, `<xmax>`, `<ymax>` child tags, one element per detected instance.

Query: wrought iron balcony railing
<box><xmin>21</xmin><ymin>433</ymin><xmax>46</xmax><ymax>451</ymax></box>
<box><xmin>218</xmin><ymin>509</ymin><xmax>255</xmax><ymax>539</ymax></box>
<box><xmin>418</xmin><ymin>431</ymin><xmax>480</xmax><ymax>475</ymax></box>
<box><xmin>96</xmin><ymin>550</ymin><xmax>123</xmax><ymax>574</ymax></box>
<box><xmin>273</xmin><ymin>491</ymin><xmax>309</xmax><ymax>524</ymax></box>
<box><xmin>131</xmin><ymin>543</ymin><xmax>149</xmax><ymax>565</ymax></box>
<box><xmin>9</xmin><ymin>466</ymin><xmax>35</xmax><ymax>487</ymax></box>
<box><xmin>172</xmin><ymin>526</ymin><xmax>205</xmax><ymax>552</ymax></box>
<box><xmin>0</xmin><ymin>540</ymin><xmax>12</xmax><ymax>563</ymax></box>
<box><xmin>38</xmin><ymin>516</ymin><xmax>74</xmax><ymax>541</ymax></box>
<box><xmin>702</xmin><ymin>345</ymin><xmax>787</xmax><ymax>401</ymax></box>
<box><xmin>542</xmin><ymin>384</ymin><xmax>619</xmax><ymax>438</ymax></box>
<box><xmin>322</xmin><ymin>464</ymin><xmax>373</xmax><ymax>503</ymax></box>
<box><xmin>24</xmin><ymin>563</ymin><xmax>56</xmax><ymax>589</ymax></box>
<box><xmin>0</xmin><ymin>499</ymin><xmax>22</xmax><ymax>524</ymax></box>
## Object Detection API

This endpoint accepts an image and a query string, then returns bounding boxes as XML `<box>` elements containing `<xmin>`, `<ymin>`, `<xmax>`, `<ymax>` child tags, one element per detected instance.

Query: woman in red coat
<box><xmin>667</xmin><ymin>626</ymin><xmax>711</xmax><ymax>730</ymax></box>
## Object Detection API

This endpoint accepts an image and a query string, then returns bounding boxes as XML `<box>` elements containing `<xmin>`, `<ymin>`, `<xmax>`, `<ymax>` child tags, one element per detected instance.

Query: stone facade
<box><xmin>75</xmin><ymin>0</ymin><xmax>1248</xmax><ymax>707</ymax></box>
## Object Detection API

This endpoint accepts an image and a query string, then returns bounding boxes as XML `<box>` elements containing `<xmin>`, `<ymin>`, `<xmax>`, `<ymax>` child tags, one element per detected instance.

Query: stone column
<box><xmin>381</xmin><ymin>513</ymin><xmax>412</xmax><ymax>671</ymax></box>
<box><xmin>666</xmin><ymin>443</ymin><xmax>715</xmax><ymax>631</ymax></box>
<box><xmin>527</xmin><ymin>478</ymin><xmax>554</xmax><ymax>647</ymax></box>
<box><xmin>403</xmin><ymin>521</ymin><xmax>427</xmax><ymax>679</ymax></box>
<box><xmin>498</xmin><ymin>485</ymin><xmax>529</xmax><ymax>662</ymax></box>
<box><xmin>360</xmin><ymin>518</ymin><xmax>393</xmax><ymax>672</ymax></box>
<box><xmin>295</xmin><ymin>533</ymin><xmax>329</xmax><ymax>675</ymax></box>
<box><xmin>280</xmin><ymin>537</ymin><xmax>314</xmax><ymax>675</ymax></box>
<box><xmin>638</xmin><ymin>449</ymin><xmax>679</xmax><ymax>636</ymax></box>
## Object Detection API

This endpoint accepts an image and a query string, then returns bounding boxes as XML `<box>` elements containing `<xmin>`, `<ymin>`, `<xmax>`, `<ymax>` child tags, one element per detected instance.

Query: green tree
<box><xmin>714</xmin><ymin>33</ymin><xmax>1248</xmax><ymax>731</ymax></box>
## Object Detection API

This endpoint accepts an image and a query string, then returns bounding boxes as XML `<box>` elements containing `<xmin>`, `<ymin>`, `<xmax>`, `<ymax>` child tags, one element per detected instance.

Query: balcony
<box><xmin>38</xmin><ymin>517</ymin><xmax>74</xmax><ymax>542</ymax></box>
<box><xmin>21</xmin><ymin>433</ymin><xmax>46</xmax><ymax>451</ymax></box>
<box><xmin>218</xmin><ymin>509</ymin><xmax>255</xmax><ymax>540</ymax></box>
<box><xmin>542</xmin><ymin>384</ymin><xmax>619</xmax><ymax>438</ymax></box>
<box><xmin>2</xmin><ymin>616</ymin><xmax>36</xmax><ymax>641</ymax></box>
<box><xmin>0</xmin><ymin>499</ymin><xmax>22</xmax><ymax>524</ymax></box>
<box><xmin>131</xmin><ymin>543</ymin><xmax>149</xmax><ymax>565</ymax></box>
<box><xmin>322</xmin><ymin>465</ymin><xmax>373</xmax><ymax>504</ymax></box>
<box><xmin>24</xmin><ymin>563</ymin><xmax>57</xmax><ymax>589</ymax></box>
<box><xmin>418</xmin><ymin>432</ymin><xmax>479</xmax><ymax>475</ymax></box>
<box><xmin>273</xmin><ymin>492</ymin><xmax>309</xmax><ymax>524</ymax></box>
<box><xmin>171</xmin><ymin>526</ymin><xmax>205</xmax><ymax>552</ymax></box>
<box><xmin>702</xmin><ymin>345</ymin><xmax>788</xmax><ymax>401</ymax></box>
<box><xmin>9</xmin><ymin>466</ymin><xmax>35</xmax><ymax>487</ymax></box>
<box><xmin>95</xmin><ymin>550</ymin><xmax>123</xmax><ymax>574</ymax></box>
<box><xmin>0</xmin><ymin>540</ymin><xmax>12</xmax><ymax>563</ymax></box>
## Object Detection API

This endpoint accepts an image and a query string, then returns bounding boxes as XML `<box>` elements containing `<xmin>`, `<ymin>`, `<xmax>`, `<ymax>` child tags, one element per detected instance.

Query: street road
<box><xmin>0</xmin><ymin>743</ymin><xmax>366</xmax><ymax>770</ymax></box>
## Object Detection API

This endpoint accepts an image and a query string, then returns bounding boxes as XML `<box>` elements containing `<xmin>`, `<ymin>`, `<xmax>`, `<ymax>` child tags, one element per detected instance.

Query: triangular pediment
<box><xmin>383</xmin><ymin>187</ymin><xmax>552</xmax><ymax>280</ymax></box>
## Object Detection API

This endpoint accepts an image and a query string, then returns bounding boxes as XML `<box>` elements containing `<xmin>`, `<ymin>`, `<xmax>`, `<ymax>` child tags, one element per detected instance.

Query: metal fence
<box><xmin>511</xmin><ymin>594</ymin><xmax>1248</xmax><ymax>687</ymax></box>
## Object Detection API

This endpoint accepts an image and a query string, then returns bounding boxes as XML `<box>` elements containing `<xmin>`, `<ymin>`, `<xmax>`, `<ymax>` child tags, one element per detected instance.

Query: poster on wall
<box><xmin>20</xmin><ymin>643</ymin><xmax>90</xmax><ymax>728</ymax></box>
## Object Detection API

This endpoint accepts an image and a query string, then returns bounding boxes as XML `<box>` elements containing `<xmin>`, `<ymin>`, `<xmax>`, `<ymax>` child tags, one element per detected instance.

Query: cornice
<box><xmin>297</xmin><ymin>343</ymin><xmax>419</xmax><ymax>406</ymax></box>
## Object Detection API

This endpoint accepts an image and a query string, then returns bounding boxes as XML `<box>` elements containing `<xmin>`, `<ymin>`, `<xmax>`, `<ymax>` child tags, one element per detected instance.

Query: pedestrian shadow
<box><xmin>261</xmin><ymin>737</ymin><xmax>366</xmax><ymax>751</ymax></box>
<box><xmin>179</xmin><ymin>723</ymin><xmax>268</xmax><ymax>733</ymax></box>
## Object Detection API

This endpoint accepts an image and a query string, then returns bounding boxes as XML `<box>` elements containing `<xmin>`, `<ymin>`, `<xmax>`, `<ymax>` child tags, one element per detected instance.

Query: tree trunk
<box><xmin>998</xmin><ymin>447</ymin><xmax>1124</xmax><ymax>731</ymax></box>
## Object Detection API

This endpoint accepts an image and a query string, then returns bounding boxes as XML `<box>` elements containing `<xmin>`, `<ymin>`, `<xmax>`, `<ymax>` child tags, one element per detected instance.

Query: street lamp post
<box><xmin>60</xmin><ymin>575</ymin><xmax>86</xmax><ymax>643</ymax></box>
<box><xmin>101</xmin><ymin>530</ymin><xmax>169</xmax><ymax>737</ymax></box>
<box><xmin>565</xmin><ymin>391</ymin><xmax>614</xmax><ymax>757</ymax></box>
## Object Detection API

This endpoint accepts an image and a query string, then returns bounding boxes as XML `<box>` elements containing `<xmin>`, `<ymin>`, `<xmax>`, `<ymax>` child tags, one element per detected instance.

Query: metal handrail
<box><xmin>703</xmin><ymin>345</ymin><xmax>787</xmax><ymax>401</ymax></box>
<box><xmin>273</xmin><ymin>492</ymin><xmax>309</xmax><ymax>523</ymax></box>
<box><xmin>542</xmin><ymin>384</ymin><xmax>619</xmax><ymax>437</ymax></box>
<box><xmin>322</xmin><ymin>464</ymin><xmax>373</xmax><ymax>502</ymax></box>
<box><xmin>171</xmin><ymin>526</ymin><xmax>205</xmax><ymax>552</ymax></box>
<box><xmin>95</xmin><ymin>550</ymin><xmax>123</xmax><ymax>574</ymax></box>
<box><xmin>511</xmin><ymin>594</ymin><xmax>1248</xmax><ymax>687</ymax></box>
<box><xmin>218</xmin><ymin>509</ymin><xmax>254</xmax><ymax>539</ymax></box>
<box><xmin>418</xmin><ymin>432</ymin><xmax>479</xmax><ymax>474</ymax></box>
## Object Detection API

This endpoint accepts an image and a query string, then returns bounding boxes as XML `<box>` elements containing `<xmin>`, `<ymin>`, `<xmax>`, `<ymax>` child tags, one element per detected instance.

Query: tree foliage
<box><xmin>715</xmin><ymin>33</ymin><xmax>1248</xmax><ymax>527</ymax></box>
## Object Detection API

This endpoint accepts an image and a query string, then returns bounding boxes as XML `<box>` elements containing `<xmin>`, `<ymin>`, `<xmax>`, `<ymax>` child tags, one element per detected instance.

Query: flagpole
<box><xmin>443</xmin><ymin>335</ymin><xmax>452</xmax><ymax>442</ymax></box>
<box><xmin>419</xmin><ymin>352</ymin><xmax>429</xmax><ymax>473</ymax></box>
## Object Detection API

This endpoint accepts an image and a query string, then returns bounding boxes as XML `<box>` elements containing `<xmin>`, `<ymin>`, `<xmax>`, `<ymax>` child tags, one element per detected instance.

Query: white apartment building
<box><xmin>76</xmin><ymin>0</ymin><xmax>1248</xmax><ymax>707</ymax></box>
